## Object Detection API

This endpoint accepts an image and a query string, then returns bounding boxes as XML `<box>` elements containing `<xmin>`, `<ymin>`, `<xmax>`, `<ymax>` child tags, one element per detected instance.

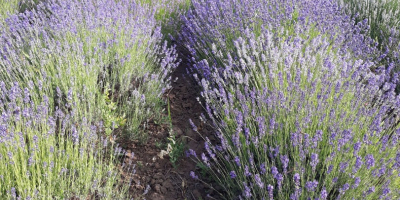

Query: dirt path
<box><xmin>117</xmin><ymin>50</ymin><xmax>215</xmax><ymax>200</ymax></box>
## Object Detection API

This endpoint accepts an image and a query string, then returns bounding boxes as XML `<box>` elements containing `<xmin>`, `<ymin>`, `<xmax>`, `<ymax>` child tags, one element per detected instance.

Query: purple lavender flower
<box><xmin>333</xmin><ymin>177</ymin><xmax>338</xmax><ymax>183</ymax></box>
<box><xmin>243</xmin><ymin>182</ymin><xmax>252</xmax><ymax>198</ymax></box>
<box><xmin>380</xmin><ymin>187</ymin><xmax>390</xmax><ymax>198</ymax></box>
<box><xmin>260</xmin><ymin>163</ymin><xmax>266</xmax><ymax>174</ymax></box>
<box><xmin>327</xmin><ymin>165</ymin><xmax>334</xmax><ymax>174</ymax></box>
<box><xmin>11</xmin><ymin>187</ymin><xmax>16</xmax><ymax>198</ymax></box>
<box><xmin>230</xmin><ymin>171</ymin><xmax>237</xmax><ymax>179</ymax></box>
<box><xmin>60</xmin><ymin>168</ymin><xmax>67</xmax><ymax>174</ymax></box>
<box><xmin>365</xmin><ymin>186</ymin><xmax>375</xmax><ymax>196</ymax></box>
<box><xmin>353</xmin><ymin>141</ymin><xmax>361</xmax><ymax>155</ymax></box>
<box><xmin>71</xmin><ymin>126</ymin><xmax>79</xmax><ymax>145</ymax></box>
<box><xmin>201</xmin><ymin>153</ymin><xmax>210</xmax><ymax>167</ymax></box>
<box><xmin>248</xmin><ymin>152</ymin><xmax>254</xmax><ymax>167</ymax></box>
<box><xmin>232</xmin><ymin>131</ymin><xmax>241</xmax><ymax>148</ymax></box>
<box><xmin>365</xmin><ymin>154</ymin><xmax>375</xmax><ymax>169</ymax></box>
<box><xmin>190</xmin><ymin>171</ymin><xmax>198</xmax><ymax>180</ymax></box>
<box><xmin>186</xmin><ymin>149</ymin><xmax>197</xmax><ymax>158</ymax></box>
<box><xmin>244</xmin><ymin>165</ymin><xmax>251</xmax><ymax>177</ymax></box>
<box><xmin>339</xmin><ymin>162</ymin><xmax>348</xmax><ymax>173</ymax></box>
<box><xmin>234</xmin><ymin>156</ymin><xmax>240</xmax><ymax>166</ymax></box>
<box><xmin>294</xmin><ymin>173</ymin><xmax>300</xmax><ymax>186</ymax></box>
<box><xmin>256</xmin><ymin>116</ymin><xmax>266</xmax><ymax>137</ymax></box>
<box><xmin>341</xmin><ymin>183</ymin><xmax>350</xmax><ymax>193</ymax></box>
<box><xmin>235</xmin><ymin>110</ymin><xmax>244</xmax><ymax>127</ymax></box>
<box><xmin>254</xmin><ymin>174</ymin><xmax>264</xmax><ymax>188</ymax></box>
<box><xmin>303</xmin><ymin>134</ymin><xmax>311</xmax><ymax>149</ymax></box>
<box><xmin>306</xmin><ymin>180</ymin><xmax>318</xmax><ymax>192</ymax></box>
<box><xmin>267</xmin><ymin>184</ymin><xmax>274</xmax><ymax>200</ymax></box>
<box><xmin>313</xmin><ymin>130</ymin><xmax>323</xmax><ymax>148</ymax></box>
<box><xmin>379</xmin><ymin>164</ymin><xmax>386</xmax><ymax>176</ymax></box>
<box><xmin>310</xmin><ymin>153</ymin><xmax>319</xmax><ymax>171</ymax></box>
<box><xmin>269</xmin><ymin>116</ymin><xmax>275</xmax><ymax>134</ymax></box>
<box><xmin>205</xmin><ymin>141</ymin><xmax>216</xmax><ymax>160</ymax></box>
<box><xmin>291</xmin><ymin>132</ymin><xmax>301</xmax><ymax>147</ymax></box>
<box><xmin>276</xmin><ymin>173</ymin><xmax>283</xmax><ymax>191</ymax></box>
<box><xmin>281</xmin><ymin>155</ymin><xmax>289</xmax><ymax>173</ymax></box>
<box><xmin>353</xmin><ymin>156</ymin><xmax>363</xmax><ymax>173</ymax></box>
<box><xmin>271</xmin><ymin>166</ymin><xmax>278</xmax><ymax>178</ymax></box>
<box><xmin>320</xmin><ymin>187</ymin><xmax>328</xmax><ymax>200</ymax></box>
<box><xmin>380</xmin><ymin>135</ymin><xmax>389</xmax><ymax>152</ymax></box>
<box><xmin>352</xmin><ymin>177</ymin><xmax>361</xmax><ymax>189</ymax></box>
<box><xmin>189</xmin><ymin>119</ymin><xmax>198</xmax><ymax>132</ymax></box>
<box><xmin>395</xmin><ymin>153</ymin><xmax>400</xmax><ymax>169</ymax></box>
<box><xmin>28</xmin><ymin>156</ymin><xmax>34</xmax><ymax>166</ymax></box>
<box><xmin>273</xmin><ymin>145</ymin><xmax>280</xmax><ymax>158</ymax></box>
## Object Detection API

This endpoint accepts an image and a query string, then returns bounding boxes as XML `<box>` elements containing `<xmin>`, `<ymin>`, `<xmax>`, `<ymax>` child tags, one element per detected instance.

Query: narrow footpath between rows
<box><xmin>118</xmin><ymin>48</ymin><xmax>217</xmax><ymax>200</ymax></box>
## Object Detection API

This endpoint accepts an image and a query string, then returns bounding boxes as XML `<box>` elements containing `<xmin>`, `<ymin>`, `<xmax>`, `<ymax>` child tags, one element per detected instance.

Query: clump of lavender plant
<box><xmin>0</xmin><ymin>0</ymin><xmax>179</xmax><ymax>139</ymax></box>
<box><xmin>0</xmin><ymin>0</ymin><xmax>180</xmax><ymax>198</ymax></box>
<box><xmin>182</xmin><ymin>0</ymin><xmax>400</xmax><ymax>199</ymax></box>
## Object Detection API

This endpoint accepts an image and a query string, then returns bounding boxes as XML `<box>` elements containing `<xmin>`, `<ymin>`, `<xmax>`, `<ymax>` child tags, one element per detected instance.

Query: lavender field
<box><xmin>1</xmin><ymin>0</ymin><xmax>400</xmax><ymax>199</ymax></box>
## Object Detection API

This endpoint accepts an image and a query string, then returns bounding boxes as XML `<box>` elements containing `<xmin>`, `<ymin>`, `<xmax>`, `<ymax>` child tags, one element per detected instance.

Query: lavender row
<box><xmin>0</xmin><ymin>0</ymin><xmax>179</xmax><ymax>198</ymax></box>
<box><xmin>0</xmin><ymin>0</ymin><xmax>179</xmax><ymax>136</ymax></box>
<box><xmin>181</xmin><ymin>0</ymin><xmax>400</xmax><ymax>199</ymax></box>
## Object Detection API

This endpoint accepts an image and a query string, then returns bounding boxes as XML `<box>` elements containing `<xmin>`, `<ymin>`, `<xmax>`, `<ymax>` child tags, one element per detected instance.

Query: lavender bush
<box><xmin>182</xmin><ymin>0</ymin><xmax>400</xmax><ymax>199</ymax></box>
<box><xmin>0</xmin><ymin>0</ymin><xmax>179</xmax><ymax>139</ymax></box>
<box><xmin>0</xmin><ymin>0</ymin><xmax>181</xmax><ymax>198</ymax></box>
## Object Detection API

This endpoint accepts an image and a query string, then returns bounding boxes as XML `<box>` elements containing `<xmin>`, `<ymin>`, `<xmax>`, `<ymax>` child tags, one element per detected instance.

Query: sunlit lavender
<box><xmin>1</xmin><ymin>0</ymin><xmax>400</xmax><ymax>199</ymax></box>
<box><xmin>182</xmin><ymin>0</ymin><xmax>400</xmax><ymax>199</ymax></box>
<box><xmin>0</xmin><ymin>0</ymin><xmax>179</xmax><ymax>198</ymax></box>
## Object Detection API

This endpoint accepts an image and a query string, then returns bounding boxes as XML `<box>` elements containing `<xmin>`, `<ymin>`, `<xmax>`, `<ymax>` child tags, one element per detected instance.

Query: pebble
<box><xmin>154</xmin><ymin>184</ymin><xmax>162</xmax><ymax>193</ymax></box>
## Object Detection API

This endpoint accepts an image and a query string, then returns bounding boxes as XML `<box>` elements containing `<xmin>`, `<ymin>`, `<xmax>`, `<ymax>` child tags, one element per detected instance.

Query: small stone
<box><xmin>155</xmin><ymin>162</ymin><xmax>161</xmax><ymax>169</ymax></box>
<box><xmin>173</xmin><ymin>127</ymin><xmax>183</xmax><ymax>136</ymax></box>
<box><xmin>149</xmin><ymin>193</ymin><xmax>165</xmax><ymax>200</ymax></box>
<box><xmin>154</xmin><ymin>184</ymin><xmax>162</xmax><ymax>193</ymax></box>
<box><xmin>162</xmin><ymin>181</ymin><xmax>173</xmax><ymax>189</ymax></box>
<box><xmin>160</xmin><ymin>186</ymin><xmax>167</xmax><ymax>194</ymax></box>
<box><xmin>154</xmin><ymin>173</ymin><xmax>163</xmax><ymax>179</ymax></box>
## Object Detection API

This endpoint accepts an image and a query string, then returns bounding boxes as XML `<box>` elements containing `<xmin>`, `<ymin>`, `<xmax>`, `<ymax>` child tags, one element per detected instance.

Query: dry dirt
<box><xmin>116</xmin><ymin>52</ymin><xmax>219</xmax><ymax>200</ymax></box>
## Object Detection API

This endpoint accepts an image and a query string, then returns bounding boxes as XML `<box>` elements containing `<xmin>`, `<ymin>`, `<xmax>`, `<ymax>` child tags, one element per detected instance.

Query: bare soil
<box><xmin>116</xmin><ymin>52</ymin><xmax>218</xmax><ymax>200</ymax></box>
